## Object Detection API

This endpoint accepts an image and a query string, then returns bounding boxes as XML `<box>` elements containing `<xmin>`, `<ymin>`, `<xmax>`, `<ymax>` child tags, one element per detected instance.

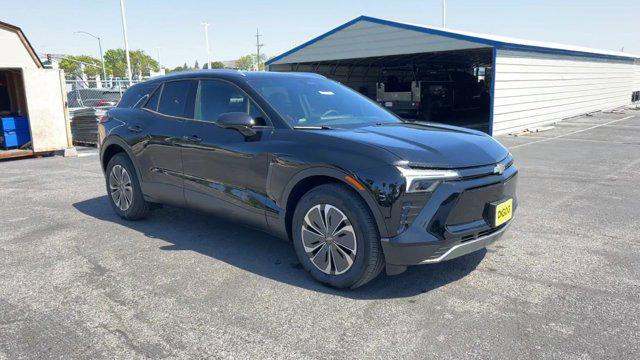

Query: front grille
<box><xmin>445</xmin><ymin>174</ymin><xmax>517</xmax><ymax>227</ymax></box>
<box><xmin>461</xmin><ymin>225</ymin><xmax>502</xmax><ymax>243</ymax></box>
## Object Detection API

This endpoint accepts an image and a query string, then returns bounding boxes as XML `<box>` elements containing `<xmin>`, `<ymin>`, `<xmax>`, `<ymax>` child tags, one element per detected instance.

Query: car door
<box><xmin>135</xmin><ymin>79</ymin><xmax>197</xmax><ymax>207</ymax></box>
<box><xmin>180</xmin><ymin>78</ymin><xmax>273</xmax><ymax>231</ymax></box>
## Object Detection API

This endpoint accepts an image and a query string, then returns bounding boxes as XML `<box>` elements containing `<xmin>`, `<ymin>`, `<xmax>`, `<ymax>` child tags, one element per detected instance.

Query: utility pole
<box><xmin>155</xmin><ymin>47</ymin><xmax>161</xmax><ymax>66</ymax></box>
<box><xmin>442</xmin><ymin>0</ymin><xmax>446</xmax><ymax>28</ymax></box>
<box><xmin>74</xmin><ymin>31</ymin><xmax>107</xmax><ymax>81</ymax></box>
<box><xmin>119</xmin><ymin>0</ymin><xmax>133</xmax><ymax>85</ymax></box>
<box><xmin>201</xmin><ymin>22</ymin><xmax>211</xmax><ymax>69</ymax></box>
<box><xmin>255</xmin><ymin>28</ymin><xmax>264</xmax><ymax>71</ymax></box>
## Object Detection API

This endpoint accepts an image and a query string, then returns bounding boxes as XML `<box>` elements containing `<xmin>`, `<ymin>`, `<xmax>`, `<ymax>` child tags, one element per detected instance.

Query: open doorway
<box><xmin>270</xmin><ymin>48</ymin><xmax>493</xmax><ymax>134</ymax></box>
<box><xmin>0</xmin><ymin>68</ymin><xmax>33</xmax><ymax>159</ymax></box>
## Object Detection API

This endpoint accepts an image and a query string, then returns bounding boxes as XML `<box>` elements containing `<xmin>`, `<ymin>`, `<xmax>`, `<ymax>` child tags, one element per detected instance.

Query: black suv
<box><xmin>98</xmin><ymin>70</ymin><xmax>517</xmax><ymax>289</ymax></box>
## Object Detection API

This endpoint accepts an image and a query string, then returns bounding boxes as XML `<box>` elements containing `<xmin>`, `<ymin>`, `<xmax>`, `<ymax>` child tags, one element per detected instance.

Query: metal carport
<box><xmin>267</xmin><ymin>16</ymin><xmax>640</xmax><ymax>135</ymax></box>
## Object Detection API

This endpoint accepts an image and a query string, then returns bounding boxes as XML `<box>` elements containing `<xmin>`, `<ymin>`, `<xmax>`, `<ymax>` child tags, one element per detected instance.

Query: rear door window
<box><xmin>157</xmin><ymin>80</ymin><xmax>197</xmax><ymax>118</ymax></box>
<box><xmin>195</xmin><ymin>80</ymin><xmax>247</xmax><ymax>121</ymax></box>
<box><xmin>195</xmin><ymin>79</ymin><xmax>268</xmax><ymax>125</ymax></box>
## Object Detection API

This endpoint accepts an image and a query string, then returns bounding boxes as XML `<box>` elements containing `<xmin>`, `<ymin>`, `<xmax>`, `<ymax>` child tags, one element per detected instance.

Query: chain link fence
<box><xmin>65</xmin><ymin>79</ymin><xmax>143</xmax><ymax>109</ymax></box>
<box><xmin>65</xmin><ymin>79</ymin><xmax>143</xmax><ymax>146</ymax></box>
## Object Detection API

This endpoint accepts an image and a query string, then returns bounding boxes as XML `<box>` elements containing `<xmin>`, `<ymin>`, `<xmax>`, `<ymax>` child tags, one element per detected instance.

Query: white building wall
<box><xmin>0</xmin><ymin>28</ymin><xmax>39</xmax><ymax>68</ymax></box>
<box><xmin>493</xmin><ymin>49</ymin><xmax>637</xmax><ymax>135</ymax></box>
<box><xmin>634</xmin><ymin>60</ymin><xmax>640</xmax><ymax>92</ymax></box>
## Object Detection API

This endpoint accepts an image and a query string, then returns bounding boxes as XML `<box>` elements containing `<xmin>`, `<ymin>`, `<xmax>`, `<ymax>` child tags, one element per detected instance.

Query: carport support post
<box><xmin>489</xmin><ymin>47</ymin><xmax>496</xmax><ymax>136</ymax></box>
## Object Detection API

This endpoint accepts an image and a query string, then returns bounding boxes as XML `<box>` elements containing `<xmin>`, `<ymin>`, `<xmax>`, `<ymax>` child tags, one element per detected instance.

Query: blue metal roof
<box><xmin>266</xmin><ymin>16</ymin><xmax>639</xmax><ymax>66</ymax></box>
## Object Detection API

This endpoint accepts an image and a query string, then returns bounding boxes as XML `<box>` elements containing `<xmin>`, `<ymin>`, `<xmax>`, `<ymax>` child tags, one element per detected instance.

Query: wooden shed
<box><xmin>0</xmin><ymin>21</ymin><xmax>74</xmax><ymax>159</ymax></box>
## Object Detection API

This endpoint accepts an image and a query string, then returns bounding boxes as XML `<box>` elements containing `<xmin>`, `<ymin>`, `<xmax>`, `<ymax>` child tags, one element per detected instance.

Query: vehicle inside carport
<box><xmin>269</xmin><ymin>48</ymin><xmax>493</xmax><ymax>134</ymax></box>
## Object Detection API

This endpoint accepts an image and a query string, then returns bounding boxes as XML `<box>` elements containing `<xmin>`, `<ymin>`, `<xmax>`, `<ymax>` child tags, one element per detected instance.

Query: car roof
<box><xmin>145</xmin><ymin>69</ymin><xmax>326</xmax><ymax>84</ymax></box>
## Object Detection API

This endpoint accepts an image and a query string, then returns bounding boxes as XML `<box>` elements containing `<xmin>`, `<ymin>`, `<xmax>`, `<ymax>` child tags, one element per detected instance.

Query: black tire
<box><xmin>105</xmin><ymin>153</ymin><xmax>149</xmax><ymax>220</ymax></box>
<box><xmin>292</xmin><ymin>183</ymin><xmax>385</xmax><ymax>289</ymax></box>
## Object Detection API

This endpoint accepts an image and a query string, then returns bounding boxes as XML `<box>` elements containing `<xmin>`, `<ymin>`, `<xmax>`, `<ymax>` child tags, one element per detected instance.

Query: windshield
<box><xmin>248</xmin><ymin>76</ymin><xmax>402</xmax><ymax>128</ymax></box>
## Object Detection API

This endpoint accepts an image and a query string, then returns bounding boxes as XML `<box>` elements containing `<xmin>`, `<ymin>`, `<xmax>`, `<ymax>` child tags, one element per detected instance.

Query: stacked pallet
<box><xmin>69</xmin><ymin>108</ymin><xmax>107</xmax><ymax>146</ymax></box>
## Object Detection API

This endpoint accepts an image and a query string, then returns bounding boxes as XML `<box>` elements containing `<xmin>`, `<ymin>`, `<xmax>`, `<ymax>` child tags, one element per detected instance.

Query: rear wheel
<box><xmin>292</xmin><ymin>183</ymin><xmax>384</xmax><ymax>289</ymax></box>
<box><xmin>105</xmin><ymin>153</ymin><xmax>149</xmax><ymax>220</ymax></box>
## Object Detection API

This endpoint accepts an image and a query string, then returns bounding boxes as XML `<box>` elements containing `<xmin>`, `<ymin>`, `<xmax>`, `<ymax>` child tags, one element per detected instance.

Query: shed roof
<box><xmin>267</xmin><ymin>16</ymin><xmax>639</xmax><ymax>66</ymax></box>
<box><xmin>0</xmin><ymin>20</ymin><xmax>43</xmax><ymax>68</ymax></box>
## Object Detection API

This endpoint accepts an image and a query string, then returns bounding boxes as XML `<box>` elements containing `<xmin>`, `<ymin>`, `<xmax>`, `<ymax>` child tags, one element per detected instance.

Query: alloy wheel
<box><xmin>301</xmin><ymin>204</ymin><xmax>357</xmax><ymax>275</ymax></box>
<box><xmin>109</xmin><ymin>165</ymin><xmax>133</xmax><ymax>211</ymax></box>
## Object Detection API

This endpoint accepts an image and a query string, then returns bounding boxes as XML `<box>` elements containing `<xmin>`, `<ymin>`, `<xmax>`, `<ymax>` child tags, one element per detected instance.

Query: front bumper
<box><xmin>382</xmin><ymin>222</ymin><xmax>510</xmax><ymax>266</ymax></box>
<box><xmin>381</xmin><ymin>164</ymin><xmax>517</xmax><ymax>267</ymax></box>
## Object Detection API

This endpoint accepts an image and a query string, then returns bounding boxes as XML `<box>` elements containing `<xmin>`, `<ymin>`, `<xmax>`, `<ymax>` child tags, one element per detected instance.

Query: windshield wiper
<box><xmin>293</xmin><ymin>125</ymin><xmax>335</xmax><ymax>130</ymax></box>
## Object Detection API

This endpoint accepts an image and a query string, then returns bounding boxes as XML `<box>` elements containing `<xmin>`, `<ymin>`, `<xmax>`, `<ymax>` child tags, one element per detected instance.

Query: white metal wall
<box><xmin>635</xmin><ymin>60</ymin><xmax>640</xmax><ymax>92</ymax></box>
<box><xmin>493</xmin><ymin>49</ymin><xmax>638</xmax><ymax>135</ymax></box>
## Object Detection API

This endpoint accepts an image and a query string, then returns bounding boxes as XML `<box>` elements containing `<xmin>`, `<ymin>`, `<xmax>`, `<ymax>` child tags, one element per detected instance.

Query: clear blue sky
<box><xmin>3</xmin><ymin>0</ymin><xmax>639</xmax><ymax>68</ymax></box>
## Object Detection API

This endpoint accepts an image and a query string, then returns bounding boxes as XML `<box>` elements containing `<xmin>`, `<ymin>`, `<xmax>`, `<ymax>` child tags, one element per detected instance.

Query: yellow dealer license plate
<box><xmin>494</xmin><ymin>198</ymin><xmax>513</xmax><ymax>227</ymax></box>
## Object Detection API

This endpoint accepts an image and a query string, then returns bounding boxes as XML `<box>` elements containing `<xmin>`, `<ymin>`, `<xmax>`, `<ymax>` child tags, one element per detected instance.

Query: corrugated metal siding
<box><xmin>270</xmin><ymin>21</ymin><xmax>489</xmax><ymax>65</ymax></box>
<box><xmin>493</xmin><ymin>50</ymin><xmax>636</xmax><ymax>135</ymax></box>
<box><xmin>635</xmin><ymin>60</ymin><xmax>640</xmax><ymax>92</ymax></box>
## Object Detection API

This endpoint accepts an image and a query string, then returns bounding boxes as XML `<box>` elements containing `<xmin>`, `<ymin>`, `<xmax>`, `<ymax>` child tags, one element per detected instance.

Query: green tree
<box><xmin>104</xmin><ymin>49</ymin><xmax>160</xmax><ymax>78</ymax></box>
<box><xmin>104</xmin><ymin>49</ymin><xmax>127</xmax><ymax>77</ymax></box>
<box><xmin>194</xmin><ymin>60</ymin><xmax>200</xmax><ymax>69</ymax></box>
<box><xmin>203</xmin><ymin>61</ymin><xmax>225</xmax><ymax>69</ymax></box>
<box><xmin>235</xmin><ymin>55</ymin><xmax>254</xmax><ymax>71</ymax></box>
<box><xmin>234</xmin><ymin>54</ymin><xmax>268</xmax><ymax>71</ymax></box>
<box><xmin>166</xmin><ymin>62</ymin><xmax>191</xmax><ymax>74</ymax></box>
<box><xmin>254</xmin><ymin>53</ymin><xmax>267</xmax><ymax>71</ymax></box>
<box><xmin>60</xmin><ymin>55</ymin><xmax>102</xmax><ymax>78</ymax></box>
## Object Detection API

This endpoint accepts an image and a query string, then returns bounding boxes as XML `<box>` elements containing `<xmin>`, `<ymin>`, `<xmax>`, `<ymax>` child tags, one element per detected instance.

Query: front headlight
<box><xmin>396</xmin><ymin>165</ymin><xmax>460</xmax><ymax>193</ymax></box>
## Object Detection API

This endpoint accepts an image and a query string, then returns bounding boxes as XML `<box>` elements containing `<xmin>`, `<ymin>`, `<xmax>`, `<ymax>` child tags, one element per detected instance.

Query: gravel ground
<box><xmin>1</xmin><ymin>109</ymin><xmax>639</xmax><ymax>359</ymax></box>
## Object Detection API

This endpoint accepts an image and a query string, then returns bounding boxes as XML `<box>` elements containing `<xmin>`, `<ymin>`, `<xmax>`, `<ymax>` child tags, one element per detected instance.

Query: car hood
<box><xmin>321</xmin><ymin>122</ymin><xmax>509</xmax><ymax>169</ymax></box>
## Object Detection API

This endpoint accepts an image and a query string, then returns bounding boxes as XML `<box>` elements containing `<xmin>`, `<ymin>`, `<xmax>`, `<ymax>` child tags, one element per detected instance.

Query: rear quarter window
<box><xmin>117</xmin><ymin>82</ymin><xmax>158</xmax><ymax>108</ymax></box>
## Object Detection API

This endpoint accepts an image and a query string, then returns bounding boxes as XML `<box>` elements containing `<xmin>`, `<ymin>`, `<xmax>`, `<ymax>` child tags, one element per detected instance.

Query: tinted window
<box><xmin>249</xmin><ymin>101</ymin><xmax>267</xmax><ymax>125</ymax></box>
<box><xmin>118</xmin><ymin>82</ymin><xmax>157</xmax><ymax>108</ymax></box>
<box><xmin>196</xmin><ymin>80</ymin><xmax>247</xmax><ymax>121</ymax></box>
<box><xmin>158</xmin><ymin>80</ymin><xmax>197</xmax><ymax>118</ymax></box>
<box><xmin>143</xmin><ymin>85</ymin><xmax>162</xmax><ymax>111</ymax></box>
<box><xmin>196</xmin><ymin>80</ymin><xmax>267</xmax><ymax>125</ymax></box>
<box><xmin>248</xmin><ymin>77</ymin><xmax>401</xmax><ymax>128</ymax></box>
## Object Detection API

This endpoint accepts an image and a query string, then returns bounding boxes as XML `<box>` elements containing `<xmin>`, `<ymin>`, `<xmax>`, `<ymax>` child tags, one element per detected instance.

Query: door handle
<box><xmin>182</xmin><ymin>135</ymin><xmax>202</xmax><ymax>143</ymax></box>
<box><xmin>127</xmin><ymin>125</ymin><xmax>142</xmax><ymax>133</ymax></box>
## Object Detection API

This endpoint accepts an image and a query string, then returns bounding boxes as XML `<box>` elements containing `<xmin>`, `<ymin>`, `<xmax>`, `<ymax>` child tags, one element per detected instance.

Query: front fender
<box><xmin>268</xmin><ymin>165</ymin><xmax>391</xmax><ymax>240</ymax></box>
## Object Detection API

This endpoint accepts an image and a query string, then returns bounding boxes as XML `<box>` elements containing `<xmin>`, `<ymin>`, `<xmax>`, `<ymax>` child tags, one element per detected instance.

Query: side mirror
<box><xmin>216</xmin><ymin>112</ymin><xmax>256</xmax><ymax>137</ymax></box>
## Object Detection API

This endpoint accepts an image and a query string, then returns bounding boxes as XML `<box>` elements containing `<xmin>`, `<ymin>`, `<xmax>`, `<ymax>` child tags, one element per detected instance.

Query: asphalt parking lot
<box><xmin>1</xmin><ymin>109</ymin><xmax>639</xmax><ymax>359</ymax></box>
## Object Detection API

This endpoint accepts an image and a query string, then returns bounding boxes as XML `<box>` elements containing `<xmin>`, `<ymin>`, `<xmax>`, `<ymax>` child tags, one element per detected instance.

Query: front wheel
<box><xmin>292</xmin><ymin>183</ymin><xmax>384</xmax><ymax>289</ymax></box>
<box><xmin>105</xmin><ymin>153</ymin><xmax>149</xmax><ymax>220</ymax></box>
